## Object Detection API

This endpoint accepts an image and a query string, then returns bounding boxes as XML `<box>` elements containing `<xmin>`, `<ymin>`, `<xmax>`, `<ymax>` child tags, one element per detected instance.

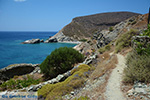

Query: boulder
<box><xmin>127</xmin><ymin>82</ymin><xmax>150</xmax><ymax>97</ymax></box>
<box><xmin>22</xmin><ymin>39</ymin><xmax>41</xmax><ymax>44</ymax></box>
<box><xmin>40</xmin><ymin>39</ymin><xmax>44</xmax><ymax>42</ymax></box>
<box><xmin>83</xmin><ymin>53</ymin><xmax>97</xmax><ymax>65</ymax></box>
<box><xmin>44</xmin><ymin>38</ymin><xmax>58</xmax><ymax>43</ymax></box>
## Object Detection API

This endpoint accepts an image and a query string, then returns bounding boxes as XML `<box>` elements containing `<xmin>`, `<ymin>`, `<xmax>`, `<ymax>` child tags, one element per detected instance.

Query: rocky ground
<box><xmin>122</xmin><ymin>82</ymin><xmax>150</xmax><ymax>100</ymax></box>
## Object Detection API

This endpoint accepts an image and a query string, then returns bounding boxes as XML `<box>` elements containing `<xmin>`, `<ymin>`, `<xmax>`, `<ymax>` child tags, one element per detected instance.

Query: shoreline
<box><xmin>58</xmin><ymin>41</ymin><xmax>81</xmax><ymax>44</ymax></box>
<box><xmin>1</xmin><ymin>41</ymin><xmax>80</xmax><ymax>70</ymax></box>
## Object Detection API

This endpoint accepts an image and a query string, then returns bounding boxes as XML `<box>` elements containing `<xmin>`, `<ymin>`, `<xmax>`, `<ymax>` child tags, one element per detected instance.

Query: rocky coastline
<box><xmin>0</xmin><ymin>52</ymin><xmax>97</xmax><ymax>97</ymax></box>
<box><xmin>21</xmin><ymin>33</ymin><xmax>81</xmax><ymax>44</ymax></box>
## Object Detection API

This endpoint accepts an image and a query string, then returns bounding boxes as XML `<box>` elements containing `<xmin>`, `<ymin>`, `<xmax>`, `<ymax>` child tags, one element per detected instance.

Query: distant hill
<box><xmin>57</xmin><ymin>12</ymin><xmax>140</xmax><ymax>40</ymax></box>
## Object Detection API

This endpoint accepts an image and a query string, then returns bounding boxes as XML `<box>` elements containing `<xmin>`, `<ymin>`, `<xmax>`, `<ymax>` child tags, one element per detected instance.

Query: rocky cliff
<box><xmin>74</xmin><ymin>13</ymin><xmax>148</xmax><ymax>55</ymax></box>
<box><xmin>95</xmin><ymin>13</ymin><xmax>148</xmax><ymax>48</ymax></box>
<box><xmin>53</xmin><ymin>12</ymin><xmax>140</xmax><ymax>41</ymax></box>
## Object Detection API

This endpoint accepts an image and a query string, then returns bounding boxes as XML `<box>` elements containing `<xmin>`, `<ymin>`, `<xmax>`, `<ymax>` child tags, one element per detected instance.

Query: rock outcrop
<box><xmin>132</xmin><ymin>35</ymin><xmax>150</xmax><ymax>49</ymax></box>
<box><xmin>40</xmin><ymin>39</ymin><xmax>44</xmax><ymax>42</ymax></box>
<box><xmin>26</xmin><ymin>69</ymin><xmax>72</xmax><ymax>92</ymax></box>
<box><xmin>44</xmin><ymin>37</ymin><xmax>58</xmax><ymax>43</ymax></box>
<box><xmin>93</xmin><ymin>13</ymin><xmax>148</xmax><ymax>48</ymax></box>
<box><xmin>47</xmin><ymin>32</ymin><xmax>79</xmax><ymax>43</ymax></box>
<box><xmin>126</xmin><ymin>82</ymin><xmax>150</xmax><ymax>99</ymax></box>
<box><xmin>83</xmin><ymin>53</ymin><xmax>97</xmax><ymax>65</ymax></box>
<box><xmin>22</xmin><ymin>39</ymin><xmax>41</xmax><ymax>44</ymax></box>
<box><xmin>0</xmin><ymin>64</ymin><xmax>38</xmax><ymax>84</ymax></box>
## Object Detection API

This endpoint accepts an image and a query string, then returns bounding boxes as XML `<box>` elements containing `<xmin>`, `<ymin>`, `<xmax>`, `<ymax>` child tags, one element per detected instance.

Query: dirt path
<box><xmin>105</xmin><ymin>54</ymin><xmax>126</xmax><ymax>100</ymax></box>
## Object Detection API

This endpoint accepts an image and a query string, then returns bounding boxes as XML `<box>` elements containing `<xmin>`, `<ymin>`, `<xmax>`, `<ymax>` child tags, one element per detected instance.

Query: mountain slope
<box><xmin>56</xmin><ymin>12</ymin><xmax>140</xmax><ymax>40</ymax></box>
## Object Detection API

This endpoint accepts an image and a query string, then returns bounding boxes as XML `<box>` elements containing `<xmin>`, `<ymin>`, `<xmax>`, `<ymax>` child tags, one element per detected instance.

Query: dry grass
<box><xmin>115</xmin><ymin>29</ymin><xmax>138</xmax><ymax>53</ymax></box>
<box><xmin>133</xmin><ymin>14</ymin><xmax>148</xmax><ymax>30</ymax></box>
<box><xmin>120</xmin><ymin>47</ymin><xmax>133</xmax><ymax>56</ymax></box>
<box><xmin>73</xmin><ymin>52</ymin><xmax>118</xmax><ymax>100</ymax></box>
<box><xmin>38</xmin><ymin>64</ymin><xmax>91</xmax><ymax>100</ymax></box>
<box><xmin>90</xmin><ymin>53</ymin><xmax>118</xmax><ymax>80</ymax></box>
<box><xmin>13</xmin><ymin>73</ymin><xmax>43</xmax><ymax>81</ymax></box>
<box><xmin>70</xmin><ymin>42</ymin><xmax>118</xmax><ymax>99</ymax></box>
<box><xmin>90</xmin><ymin>72</ymin><xmax>110</xmax><ymax>100</ymax></box>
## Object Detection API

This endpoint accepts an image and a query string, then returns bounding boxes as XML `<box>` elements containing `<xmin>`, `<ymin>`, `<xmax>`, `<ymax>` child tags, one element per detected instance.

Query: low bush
<box><xmin>98</xmin><ymin>44</ymin><xmax>111</xmax><ymax>54</ymax></box>
<box><xmin>0</xmin><ymin>75</ymin><xmax>41</xmax><ymax>91</ymax></box>
<box><xmin>40</xmin><ymin>47</ymin><xmax>84</xmax><ymax>78</ymax></box>
<box><xmin>79</xmin><ymin>39</ymin><xmax>88</xmax><ymax>42</ymax></box>
<box><xmin>90</xmin><ymin>53</ymin><xmax>117</xmax><ymax>80</ymax></box>
<box><xmin>74</xmin><ymin>96</ymin><xmax>90</xmax><ymax>100</ymax></box>
<box><xmin>135</xmin><ymin>41</ymin><xmax>150</xmax><ymax>55</ymax></box>
<box><xmin>141</xmin><ymin>24</ymin><xmax>150</xmax><ymax>37</ymax></box>
<box><xmin>115</xmin><ymin>29</ymin><xmax>138</xmax><ymax>53</ymax></box>
<box><xmin>38</xmin><ymin>64</ymin><xmax>91</xmax><ymax>100</ymax></box>
<box><xmin>123</xmin><ymin>52</ymin><xmax>150</xmax><ymax>83</ymax></box>
<box><xmin>109</xmin><ymin>27</ymin><xmax>113</xmax><ymax>32</ymax></box>
<box><xmin>134</xmin><ymin>24</ymin><xmax>150</xmax><ymax>55</ymax></box>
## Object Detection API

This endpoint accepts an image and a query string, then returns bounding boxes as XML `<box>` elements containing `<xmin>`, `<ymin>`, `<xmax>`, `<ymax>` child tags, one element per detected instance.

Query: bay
<box><xmin>0</xmin><ymin>32</ymin><xmax>76</xmax><ymax>69</ymax></box>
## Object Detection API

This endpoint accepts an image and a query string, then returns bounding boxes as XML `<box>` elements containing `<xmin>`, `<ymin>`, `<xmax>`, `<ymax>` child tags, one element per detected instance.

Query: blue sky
<box><xmin>0</xmin><ymin>0</ymin><xmax>149</xmax><ymax>31</ymax></box>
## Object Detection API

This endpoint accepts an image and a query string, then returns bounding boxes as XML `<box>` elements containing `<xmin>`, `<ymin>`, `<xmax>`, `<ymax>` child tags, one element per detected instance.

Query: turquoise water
<box><xmin>0</xmin><ymin>32</ymin><xmax>76</xmax><ymax>69</ymax></box>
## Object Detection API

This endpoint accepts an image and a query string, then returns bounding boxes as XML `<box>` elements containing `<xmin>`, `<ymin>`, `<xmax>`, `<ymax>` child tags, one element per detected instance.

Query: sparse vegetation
<box><xmin>123</xmin><ymin>25</ymin><xmax>150</xmax><ymax>83</ymax></box>
<box><xmin>115</xmin><ymin>29</ymin><xmax>138</xmax><ymax>53</ymax></box>
<box><xmin>141</xmin><ymin>24</ymin><xmax>150</xmax><ymax>37</ymax></box>
<box><xmin>109</xmin><ymin>27</ymin><xmax>113</xmax><ymax>32</ymax></box>
<box><xmin>74</xmin><ymin>96</ymin><xmax>90</xmax><ymax>100</ymax></box>
<box><xmin>40</xmin><ymin>47</ymin><xmax>84</xmax><ymax>79</ymax></box>
<box><xmin>62</xmin><ymin>12</ymin><xmax>139</xmax><ymax>39</ymax></box>
<box><xmin>0</xmin><ymin>75</ymin><xmax>41</xmax><ymax>91</ymax></box>
<box><xmin>38</xmin><ymin>64</ymin><xmax>91</xmax><ymax>100</ymax></box>
<box><xmin>99</xmin><ymin>44</ymin><xmax>111</xmax><ymax>54</ymax></box>
<box><xmin>79</xmin><ymin>39</ymin><xmax>88</xmax><ymax>42</ymax></box>
<box><xmin>123</xmin><ymin>52</ymin><xmax>150</xmax><ymax>83</ymax></box>
<box><xmin>90</xmin><ymin>52</ymin><xmax>117</xmax><ymax>80</ymax></box>
<box><xmin>135</xmin><ymin>40</ymin><xmax>150</xmax><ymax>55</ymax></box>
<box><xmin>135</xmin><ymin>24</ymin><xmax>150</xmax><ymax>55</ymax></box>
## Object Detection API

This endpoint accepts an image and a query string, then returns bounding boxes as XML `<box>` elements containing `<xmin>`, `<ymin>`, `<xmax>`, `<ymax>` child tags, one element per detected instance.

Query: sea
<box><xmin>0</xmin><ymin>32</ymin><xmax>77</xmax><ymax>69</ymax></box>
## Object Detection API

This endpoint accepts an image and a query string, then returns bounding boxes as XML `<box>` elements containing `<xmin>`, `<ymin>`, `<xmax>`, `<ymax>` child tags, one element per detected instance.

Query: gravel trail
<box><xmin>105</xmin><ymin>54</ymin><xmax>126</xmax><ymax>100</ymax></box>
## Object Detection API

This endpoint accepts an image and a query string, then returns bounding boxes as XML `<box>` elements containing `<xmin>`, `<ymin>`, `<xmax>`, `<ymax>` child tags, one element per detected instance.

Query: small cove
<box><xmin>0</xmin><ymin>32</ymin><xmax>76</xmax><ymax>69</ymax></box>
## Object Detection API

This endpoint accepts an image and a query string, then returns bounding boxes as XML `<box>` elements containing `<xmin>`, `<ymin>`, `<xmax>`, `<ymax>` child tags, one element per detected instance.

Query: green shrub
<box><xmin>74</xmin><ymin>96</ymin><xmax>90</xmax><ymax>100</ymax></box>
<box><xmin>40</xmin><ymin>47</ymin><xmax>84</xmax><ymax>78</ymax></box>
<box><xmin>38</xmin><ymin>64</ymin><xmax>91</xmax><ymax>100</ymax></box>
<box><xmin>115</xmin><ymin>29</ymin><xmax>138</xmax><ymax>53</ymax></box>
<box><xmin>0</xmin><ymin>75</ymin><xmax>40</xmax><ymax>91</ymax></box>
<box><xmin>141</xmin><ymin>24</ymin><xmax>150</xmax><ymax>37</ymax></box>
<box><xmin>134</xmin><ymin>24</ymin><xmax>150</xmax><ymax>55</ymax></box>
<box><xmin>135</xmin><ymin>41</ymin><xmax>150</xmax><ymax>55</ymax></box>
<box><xmin>109</xmin><ymin>27</ymin><xmax>113</xmax><ymax>32</ymax></box>
<box><xmin>79</xmin><ymin>39</ymin><xmax>87</xmax><ymax>42</ymax></box>
<box><xmin>99</xmin><ymin>44</ymin><xmax>111</xmax><ymax>54</ymax></box>
<box><xmin>123</xmin><ymin>52</ymin><xmax>150</xmax><ymax>83</ymax></box>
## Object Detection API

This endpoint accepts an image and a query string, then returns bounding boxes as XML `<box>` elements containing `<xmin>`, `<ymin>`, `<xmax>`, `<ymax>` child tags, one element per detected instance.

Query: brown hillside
<box><xmin>60</xmin><ymin>12</ymin><xmax>140</xmax><ymax>40</ymax></box>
